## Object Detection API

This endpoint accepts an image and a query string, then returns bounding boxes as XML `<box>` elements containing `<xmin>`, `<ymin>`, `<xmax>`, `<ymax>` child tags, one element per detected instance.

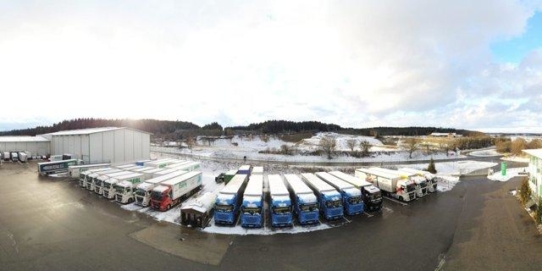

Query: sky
<box><xmin>1</xmin><ymin>0</ymin><xmax>542</xmax><ymax>133</ymax></box>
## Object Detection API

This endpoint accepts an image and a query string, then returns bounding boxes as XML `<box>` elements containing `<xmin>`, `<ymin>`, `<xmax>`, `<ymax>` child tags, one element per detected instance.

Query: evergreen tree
<box><xmin>520</xmin><ymin>177</ymin><xmax>532</xmax><ymax>205</ymax></box>
<box><xmin>427</xmin><ymin>157</ymin><xmax>437</xmax><ymax>173</ymax></box>
<box><xmin>536</xmin><ymin>199</ymin><xmax>542</xmax><ymax>224</ymax></box>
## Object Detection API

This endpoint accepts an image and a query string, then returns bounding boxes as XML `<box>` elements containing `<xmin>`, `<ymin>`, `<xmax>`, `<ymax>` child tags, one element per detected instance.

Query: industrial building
<box><xmin>1</xmin><ymin>127</ymin><xmax>150</xmax><ymax>164</ymax></box>
<box><xmin>0</xmin><ymin>136</ymin><xmax>50</xmax><ymax>156</ymax></box>
<box><xmin>523</xmin><ymin>149</ymin><xmax>542</xmax><ymax>201</ymax></box>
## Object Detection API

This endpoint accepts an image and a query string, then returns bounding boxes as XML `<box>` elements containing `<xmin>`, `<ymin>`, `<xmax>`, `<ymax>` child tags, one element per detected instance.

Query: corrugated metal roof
<box><xmin>0</xmin><ymin>136</ymin><xmax>50</xmax><ymax>143</ymax></box>
<box><xmin>523</xmin><ymin>149</ymin><xmax>542</xmax><ymax>158</ymax></box>
<box><xmin>45</xmin><ymin>127</ymin><xmax>151</xmax><ymax>136</ymax></box>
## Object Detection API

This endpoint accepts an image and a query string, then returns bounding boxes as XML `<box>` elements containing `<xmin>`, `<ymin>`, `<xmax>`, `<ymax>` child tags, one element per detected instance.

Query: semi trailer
<box><xmin>301</xmin><ymin>173</ymin><xmax>344</xmax><ymax>221</ymax></box>
<box><xmin>370</xmin><ymin>167</ymin><xmax>428</xmax><ymax>198</ymax></box>
<box><xmin>240</xmin><ymin>175</ymin><xmax>264</xmax><ymax>228</ymax></box>
<box><xmin>150</xmin><ymin>171</ymin><xmax>203</xmax><ymax>211</ymax></box>
<box><xmin>329</xmin><ymin>171</ymin><xmax>383</xmax><ymax>211</ymax></box>
<box><xmin>355</xmin><ymin>168</ymin><xmax>416</xmax><ymax>202</ymax></box>
<box><xmin>134</xmin><ymin>171</ymin><xmax>188</xmax><ymax>206</ymax></box>
<box><xmin>284</xmin><ymin>174</ymin><xmax>319</xmax><ymax>225</ymax></box>
<box><xmin>268</xmin><ymin>174</ymin><xmax>293</xmax><ymax>227</ymax></box>
<box><xmin>114</xmin><ymin>173</ymin><xmax>146</xmax><ymax>204</ymax></box>
<box><xmin>316</xmin><ymin>172</ymin><xmax>364</xmax><ymax>216</ymax></box>
<box><xmin>399</xmin><ymin>168</ymin><xmax>438</xmax><ymax>193</ymax></box>
<box><xmin>214</xmin><ymin>174</ymin><xmax>249</xmax><ymax>225</ymax></box>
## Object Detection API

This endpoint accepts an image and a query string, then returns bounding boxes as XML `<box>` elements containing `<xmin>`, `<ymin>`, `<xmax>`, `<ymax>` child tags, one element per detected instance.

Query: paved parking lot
<box><xmin>1</xmin><ymin>161</ymin><xmax>541</xmax><ymax>271</ymax></box>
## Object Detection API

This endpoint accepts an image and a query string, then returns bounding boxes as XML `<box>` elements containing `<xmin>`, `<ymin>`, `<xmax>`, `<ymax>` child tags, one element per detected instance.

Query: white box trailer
<box><xmin>252</xmin><ymin>166</ymin><xmax>264</xmax><ymax>175</ymax></box>
<box><xmin>370</xmin><ymin>167</ymin><xmax>427</xmax><ymax>198</ymax></box>
<box><xmin>114</xmin><ymin>173</ymin><xmax>146</xmax><ymax>204</ymax></box>
<box><xmin>94</xmin><ymin>171</ymin><xmax>132</xmax><ymax>195</ymax></box>
<box><xmin>145</xmin><ymin>158</ymin><xmax>179</xmax><ymax>168</ymax></box>
<box><xmin>79</xmin><ymin>167</ymin><xmax>113</xmax><ymax>187</ymax></box>
<box><xmin>69</xmin><ymin>163</ymin><xmax>110</xmax><ymax>179</ymax></box>
<box><xmin>165</xmin><ymin>161</ymin><xmax>190</xmax><ymax>169</ymax></box>
<box><xmin>134</xmin><ymin>171</ymin><xmax>188</xmax><ymax>206</ymax></box>
<box><xmin>140</xmin><ymin>168</ymin><xmax>167</xmax><ymax>180</ymax></box>
<box><xmin>18</xmin><ymin>152</ymin><xmax>28</xmax><ymax>163</ymax></box>
<box><xmin>131</xmin><ymin>166</ymin><xmax>153</xmax><ymax>173</ymax></box>
<box><xmin>355</xmin><ymin>168</ymin><xmax>416</xmax><ymax>202</ymax></box>
<box><xmin>115</xmin><ymin>164</ymin><xmax>136</xmax><ymax>169</ymax></box>
<box><xmin>168</xmin><ymin>161</ymin><xmax>200</xmax><ymax>172</ymax></box>
<box><xmin>150</xmin><ymin>171</ymin><xmax>203</xmax><ymax>211</ymax></box>
<box><xmin>399</xmin><ymin>168</ymin><xmax>438</xmax><ymax>193</ymax></box>
<box><xmin>153</xmin><ymin>168</ymin><xmax>183</xmax><ymax>176</ymax></box>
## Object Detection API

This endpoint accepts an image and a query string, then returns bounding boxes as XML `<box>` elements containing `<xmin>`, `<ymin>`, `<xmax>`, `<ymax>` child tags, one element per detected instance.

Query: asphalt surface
<box><xmin>1</xmin><ymin>161</ymin><xmax>541</xmax><ymax>271</ymax></box>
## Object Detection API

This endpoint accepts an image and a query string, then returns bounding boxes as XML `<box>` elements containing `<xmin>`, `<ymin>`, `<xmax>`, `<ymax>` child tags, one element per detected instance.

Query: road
<box><xmin>1</xmin><ymin>161</ymin><xmax>542</xmax><ymax>270</ymax></box>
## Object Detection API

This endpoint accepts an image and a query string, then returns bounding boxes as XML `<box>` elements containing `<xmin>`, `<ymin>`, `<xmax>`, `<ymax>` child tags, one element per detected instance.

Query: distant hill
<box><xmin>0</xmin><ymin>118</ymin><xmax>478</xmax><ymax>139</ymax></box>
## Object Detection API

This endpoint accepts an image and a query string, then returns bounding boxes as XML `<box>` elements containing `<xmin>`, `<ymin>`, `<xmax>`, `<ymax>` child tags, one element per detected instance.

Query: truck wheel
<box><xmin>399</xmin><ymin>196</ymin><xmax>403</xmax><ymax>201</ymax></box>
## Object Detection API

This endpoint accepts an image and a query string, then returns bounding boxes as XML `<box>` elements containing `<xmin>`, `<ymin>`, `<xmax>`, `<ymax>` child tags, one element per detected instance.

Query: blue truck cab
<box><xmin>316</xmin><ymin>172</ymin><xmax>364</xmax><ymax>216</ymax></box>
<box><xmin>268</xmin><ymin>174</ymin><xmax>293</xmax><ymax>227</ymax></box>
<box><xmin>284</xmin><ymin>174</ymin><xmax>319</xmax><ymax>225</ymax></box>
<box><xmin>302</xmin><ymin>173</ymin><xmax>344</xmax><ymax>221</ymax></box>
<box><xmin>214</xmin><ymin>174</ymin><xmax>248</xmax><ymax>225</ymax></box>
<box><xmin>240</xmin><ymin>175</ymin><xmax>264</xmax><ymax>228</ymax></box>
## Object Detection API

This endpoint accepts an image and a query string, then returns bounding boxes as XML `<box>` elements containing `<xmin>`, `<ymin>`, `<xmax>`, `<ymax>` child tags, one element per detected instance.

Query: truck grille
<box><xmin>243</xmin><ymin>216</ymin><xmax>259</xmax><ymax>226</ymax></box>
<box><xmin>275</xmin><ymin>215</ymin><xmax>291</xmax><ymax>224</ymax></box>
<box><xmin>104</xmin><ymin>191</ymin><xmax>109</xmax><ymax>198</ymax></box>
<box><xmin>422</xmin><ymin>188</ymin><xmax>427</xmax><ymax>194</ymax></box>
<box><xmin>330</xmin><ymin>208</ymin><xmax>342</xmax><ymax>218</ymax></box>
<box><xmin>136</xmin><ymin>198</ymin><xmax>143</xmax><ymax>205</ymax></box>
<box><xmin>116</xmin><ymin>195</ymin><xmax>122</xmax><ymax>202</ymax></box>
<box><xmin>215</xmin><ymin>213</ymin><xmax>231</xmax><ymax>223</ymax></box>
<box><xmin>304</xmin><ymin>213</ymin><xmax>318</xmax><ymax>223</ymax></box>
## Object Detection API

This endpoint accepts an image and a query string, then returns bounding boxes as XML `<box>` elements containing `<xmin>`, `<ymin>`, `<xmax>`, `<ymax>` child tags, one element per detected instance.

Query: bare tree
<box><xmin>360</xmin><ymin>140</ymin><xmax>371</xmax><ymax>156</ymax></box>
<box><xmin>347</xmin><ymin>139</ymin><xmax>357</xmax><ymax>152</ymax></box>
<box><xmin>280</xmin><ymin>144</ymin><xmax>291</xmax><ymax>155</ymax></box>
<box><xmin>405</xmin><ymin>138</ymin><xmax>418</xmax><ymax>159</ymax></box>
<box><xmin>185</xmin><ymin>136</ymin><xmax>196</xmax><ymax>152</ymax></box>
<box><xmin>319</xmin><ymin>136</ymin><xmax>337</xmax><ymax>159</ymax></box>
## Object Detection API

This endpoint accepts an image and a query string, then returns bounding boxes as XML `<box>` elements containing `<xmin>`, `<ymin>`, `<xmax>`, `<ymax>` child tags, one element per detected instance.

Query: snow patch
<box><xmin>487</xmin><ymin>167</ymin><xmax>528</xmax><ymax>182</ymax></box>
<box><xmin>202</xmin><ymin>220</ymin><xmax>332</xmax><ymax>236</ymax></box>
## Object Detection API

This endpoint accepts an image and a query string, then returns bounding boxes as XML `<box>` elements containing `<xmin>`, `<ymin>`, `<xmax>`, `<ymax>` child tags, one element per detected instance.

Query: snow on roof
<box><xmin>523</xmin><ymin>149</ymin><xmax>542</xmax><ymax>159</ymax></box>
<box><xmin>315</xmin><ymin>172</ymin><xmax>355</xmax><ymax>191</ymax></box>
<box><xmin>136</xmin><ymin>182</ymin><xmax>155</xmax><ymax>191</ymax></box>
<box><xmin>301</xmin><ymin>173</ymin><xmax>336</xmax><ymax>193</ymax></box>
<box><xmin>329</xmin><ymin>171</ymin><xmax>374</xmax><ymax>188</ymax></box>
<box><xmin>268</xmin><ymin>175</ymin><xmax>289</xmax><ymax>196</ymax></box>
<box><xmin>252</xmin><ymin>166</ymin><xmax>264</xmax><ymax>174</ymax></box>
<box><xmin>284</xmin><ymin>174</ymin><xmax>314</xmax><ymax>195</ymax></box>
<box><xmin>161</xmin><ymin>171</ymin><xmax>200</xmax><ymax>186</ymax></box>
<box><xmin>220</xmin><ymin>174</ymin><xmax>248</xmax><ymax>195</ymax></box>
<box><xmin>45</xmin><ymin>127</ymin><xmax>151</xmax><ymax>136</ymax></box>
<box><xmin>357</xmin><ymin>168</ymin><xmax>405</xmax><ymax>180</ymax></box>
<box><xmin>244</xmin><ymin>175</ymin><xmax>263</xmax><ymax>196</ymax></box>
<box><xmin>144</xmin><ymin>171</ymin><xmax>187</xmax><ymax>184</ymax></box>
<box><xmin>182</xmin><ymin>192</ymin><xmax>217</xmax><ymax>213</ymax></box>
<box><xmin>0</xmin><ymin>136</ymin><xmax>49</xmax><ymax>142</ymax></box>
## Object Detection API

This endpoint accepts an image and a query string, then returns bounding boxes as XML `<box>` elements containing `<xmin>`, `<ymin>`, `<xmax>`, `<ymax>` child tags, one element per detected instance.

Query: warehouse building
<box><xmin>40</xmin><ymin>127</ymin><xmax>151</xmax><ymax>164</ymax></box>
<box><xmin>0</xmin><ymin>127</ymin><xmax>150</xmax><ymax>164</ymax></box>
<box><xmin>523</xmin><ymin>149</ymin><xmax>542</xmax><ymax>201</ymax></box>
<box><xmin>0</xmin><ymin>136</ymin><xmax>50</xmax><ymax>156</ymax></box>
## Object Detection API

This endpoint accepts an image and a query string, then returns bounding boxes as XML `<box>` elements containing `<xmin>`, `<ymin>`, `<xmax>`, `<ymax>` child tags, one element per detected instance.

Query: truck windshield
<box><xmin>366</xmin><ymin>190</ymin><xmax>382</xmax><ymax>201</ymax></box>
<box><xmin>104</xmin><ymin>183</ymin><xmax>111</xmax><ymax>189</ymax></box>
<box><xmin>215</xmin><ymin>204</ymin><xmax>233</xmax><ymax>212</ymax></box>
<box><xmin>114</xmin><ymin>185</ymin><xmax>125</xmax><ymax>194</ymax></box>
<box><xmin>348</xmin><ymin>196</ymin><xmax>362</xmax><ymax>205</ymax></box>
<box><xmin>79</xmin><ymin>174</ymin><xmax>85</xmax><ymax>180</ymax></box>
<box><xmin>95</xmin><ymin>180</ymin><xmax>102</xmax><ymax>186</ymax></box>
<box><xmin>407</xmin><ymin>184</ymin><xmax>416</xmax><ymax>192</ymax></box>
<box><xmin>420</xmin><ymin>182</ymin><xmax>427</xmax><ymax>188</ymax></box>
<box><xmin>300</xmin><ymin>203</ymin><xmax>318</xmax><ymax>212</ymax></box>
<box><xmin>151</xmin><ymin>191</ymin><xmax>163</xmax><ymax>201</ymax></box>
<box><xmin>325</xmin><ymin>200</ymin><xmax>342</xmax><ymax>208</ymax></box>
<box><xmin>272</xmin><ymin>206</ymin><xmax>291</xmax><ymax>214</ymax></box>
<box><xmin>242</xmin><ymin>207</ymin><xmax>261</xmax><ymax>215</ymax></box>
<box><xmin>135</xmin><ymin>189</ymin><xmax>146</xmax><ymax>197</ymax></box>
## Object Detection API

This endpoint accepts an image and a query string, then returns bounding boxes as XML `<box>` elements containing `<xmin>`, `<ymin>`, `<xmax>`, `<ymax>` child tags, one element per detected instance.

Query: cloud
<box><xmin>0</xmin><ymin>1</ymin><xmax>540</xmax><ymax>131</ymax></box>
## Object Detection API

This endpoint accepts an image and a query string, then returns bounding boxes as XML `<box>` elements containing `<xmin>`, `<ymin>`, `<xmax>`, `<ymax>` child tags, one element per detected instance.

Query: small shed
<box><xmin>180</xmin><ymin>192</ymin><xmax>217</xmax><ymax>228</ymax></box>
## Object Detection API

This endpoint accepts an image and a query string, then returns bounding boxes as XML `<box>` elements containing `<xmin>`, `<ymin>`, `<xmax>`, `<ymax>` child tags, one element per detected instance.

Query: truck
<box><xmin>103</xmin><ymin>172</ymin><xmax>139</xmax><ymax>199</ymax></box>
<box><xmin>371</xmin><ymin>167</ymin><xmax>428</xmax><ymax>198</ymax></box>
<box><xmin>153</xmin><ymin>168</ymin><xmax>184</xmax><ymax>176</ymax></box>
<box><xmin>301</xmin><ymin>173</ymin><xmax>344</xmax><ymax>221</ymax></box>
<box><xmin>69</xmin><ymin>163</ymin><xmax>110</xmax><ymax>179</ymax></box>
<box><xmin>214</xmin><ymin>174</ymin><xmax>249</xmax><ymax>225</ymax></box>
<box><xmin>94</xmin><ymin>171</ymin><xmax>132</xmax><ymax>195</ymax></box>
<box><xmin>38</xmin><ymin>159</ymin><xmax>78</xmax><ymax>176</ymax></box>
<box><xmin>114</xmin><ymin>173</ymin><xmax>146</xmax><ymax>204</ymax></box>
<box><xmin>79</xmin><ymin>167</ymin><xmax>113</xmax><ymax>187</ymax></box>
<box><xmin>2</xmin><ymin>151</ymin><xmax>9</xmax><ymax>161</ymax></box>
<box><xmin>267</xmin><ymin>174</ymin><xmax>293</xmax><ymax>227</ymax></box>
<box><xmin>252</xmin><ymin>166</ymin><xmax>264</xmax><ymax>175</ymax></box>
<box><xmin>181</xmin><ymin>192</ymin><xmax>217</xmax><ymax>228</ymax></box>
<box><xmin>11</xmin><ymin>151</ymin><xmax>18</xmax><ymax>162</ymax></box>
<box><xmin>146</xmin><ymin>158</ymin><xmax>178</xmax><ymax>168</ymax></box>
<box><xmin>167</xmin><ymin>161</ymin><xmax>200</xmax><ymax>172</ymax></box>
<box><xmin>134</xmin><ymin>171</ymin><xmax>188</xmax><ymax>206</ymax></box>
<box><xmin>238</xmin><ymin>165</ymin><xmax>251</xmax><ymax>175</ymax></box>
<box><xmin>399</xmin><ymin>168</ymin><xmax>438</xmax><ymax>193</ymax></box>
<box><xmin>355</xmin><ymin>168</ymin><xmax>416</xmax><ymax>202</ymax></box>
<box><xmin>88</xmin><ymin>169</ymin><xmax>124</xmax><ymax>191</ymax></box>
<box><xmin>240</xmin><ymin>175</ymin><xmax>264</xmax><ymax>228</ymax></box>
<box><xmin>284</xmin><ymin>174</ymin><xmax>319</xmax><ymax>225</ymax></box>
<box><xmin>150</xmin><ymin>171</ymin><xmax>203</xmax><ymax>211</ymax></box>
<box><xmin>329</xmin><ymin>171</ymin><xmax>383</xmax><ymax>211</ymax></box>
<box><xmin>140</xmin><ymin>168</ymin><xmax>167</xmax><ymax>180</ymax></box>
<box><xmin>315</xmin><ymin>172</ymin><xmax>364</xmax><ymax>216</ymax></box>
<box><xmin>18</xmin><ymin>151</ymin><xmax>27</xmax><ymax>163</ymax></box>
<box><xmin>224</xmin><ymin>170</ymin><xmax>238</xmax><ymax>184</ymax></box>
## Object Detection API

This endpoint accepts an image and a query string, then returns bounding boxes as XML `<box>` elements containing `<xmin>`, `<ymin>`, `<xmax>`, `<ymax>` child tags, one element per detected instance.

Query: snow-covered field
<box><xmin>154</xmin><ymin>132</ymin><xmax>464</xmax><ymax>163</ymax></box>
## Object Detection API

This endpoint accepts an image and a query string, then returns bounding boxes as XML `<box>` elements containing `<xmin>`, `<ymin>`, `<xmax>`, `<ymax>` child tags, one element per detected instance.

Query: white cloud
<box><xmin>0</xmin><ymin>0</ymin><xmax>540</xmax><ymax>131</ymax></box>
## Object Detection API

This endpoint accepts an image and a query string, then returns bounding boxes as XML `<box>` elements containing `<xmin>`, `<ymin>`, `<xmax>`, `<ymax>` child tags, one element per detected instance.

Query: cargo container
<box><xmin>150</xmin><ymin>171</ymin><xmax>203</xmax><ymax>211</ymax></box>
<box><xmin>181</xmin><ymin>192</ymin><xmax>217</xmax><ymax>228</ymax></box>
<box><xmin>355</xmin><ymin>168</ymin><xmax>416</xmax><ymax>202</ymax></box>
<box><xmin>399</xmin><ymin>168</ymin><xmax>438</xmax><ymax>193</ymax></box>
<box><xmin>11</xmin><ymin>152</ymin><xmax>18</xmax><ymax>162</ymax></box>
<box><xmin>18</xmin><ymin>151</ymin><xmax>28</xmax><ymax>163</ymax></box>
<box><xmin>329</xmin><ymin>171</ymin><xmax>383</xmax><ymax>211</ymax></box>
<box><xmin>371</xmin><ymin>167</ymin><xmax>427</xmax><ymax>198</ymax></box>
<box><xmin>134</xmin><ymin>171</ymin><xmax>188</xmax><ymax>206</ymax></box>
<box><xmin>38</xmin><ymin>159</ymin><xmax>78</xmax><ymax>176</ymax></box>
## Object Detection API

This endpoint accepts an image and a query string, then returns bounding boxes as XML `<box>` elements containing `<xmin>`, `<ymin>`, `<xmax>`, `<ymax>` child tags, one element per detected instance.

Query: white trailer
<box><xmin>79</xmin><ymin>167</ymin><xmax>113</xmax><ymax>187</ymax></box>
<box><xmin>69</xmin><ymin>163</ymin><xmax>110</xmax><ymax>179</ymax></box>
<box><xmin>134</xmin><ymin>171</ymin><xmax>188</xmax><ymax>206</ymax></box>
<box><xmin>355</xmin><ymin>168</ymin><xmax>416</xmax><ymax>202</ymax></box>
<box><xmin>102</xmin><ymin>171</ymin><xmax>137</xmax><ymax>199</ymax></box>
<box><xmin>329</xmin><ymin>171</ymin><xmax>383</xmax><ymax>211</ymax></box>
<box><xmin>131</xmin><ymin>166</ymin><xmax>153</xmax><ymax>173</ymax></box>
<box><xmin>167</xmin><ymin>161</ymin><xmax>200</xmax><ymax>172</ymax></box>
<box><xmin>165</xmin><ymin>161</ymin><xmax>190</xmax><ymax>169</ymax></box>
<box><xmin>284</xmin><ymin>174</ymin><xmax>319</xmax><ymax>225</ymax></box>
<box><xmin>315</xmin><ymin>172</ymin><xmax>363</xmax><ymax>215</ymax></box>
<box><xmin>371</xmin><ymin>167</ymin><xmax>428</xmax><ymax>198</ymax></box>
<box><xmin>86</xmin><ymin>169</ymin><xmax>123</xmax><ymax>190</ymax></box>
<box><xmin>399</xmin><ymin>168</ymin><xmax>438</xmax><ymax>193</ymax></box>
<box><xmin>145</xmin><ymin>158</ymin><xmax>179</xmax><ymax>168</ymax></box>
<box><xmin>153</xmin><ymin>168</ymin><xmax>183</xmax><ymax>176</ymax></box>
<box><xmin>115</xmin><ymin>164</ymin><xmax>136</xmax><ymax>169</ymax></box>
<box><xmin>150</xmin><ymin>171</ymin><xmax>203</xmax><ymax>211</ymax></box>
<box><xmin>252</xmin><ymin>166</ymin><xmax>264</xmax><ymax>175</ymax></box>
<box><xmin>94</xmin><ymin>171</ymin><xmax>132</xmax><ymax>195</ymax></box>
<box><xmin>114</xmin><ymin>173</ymin><xmax>146</xmax><ymax>204</ymax></box>
<box><xmin>140</xmin><ymin>168</ymin><xmax>167</xmax><ymax>180</ymax></box>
